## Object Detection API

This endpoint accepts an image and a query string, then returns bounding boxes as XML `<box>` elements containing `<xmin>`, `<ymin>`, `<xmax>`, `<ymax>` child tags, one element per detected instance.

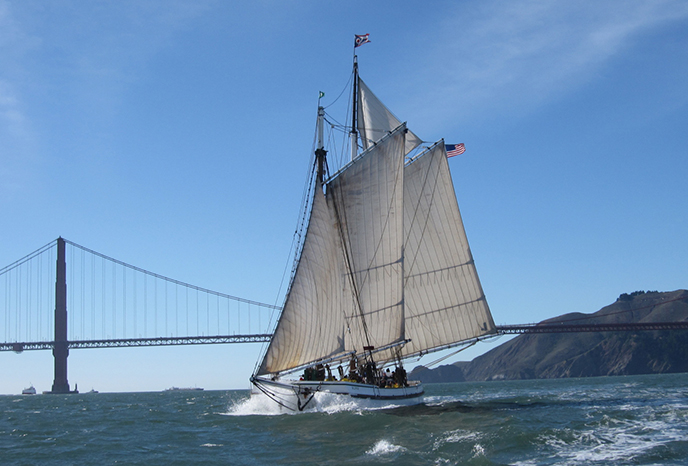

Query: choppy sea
<box><xmin>1</xmin><ymin>373</ymin><xmax>687</xmax><ymax>465</ymax></box>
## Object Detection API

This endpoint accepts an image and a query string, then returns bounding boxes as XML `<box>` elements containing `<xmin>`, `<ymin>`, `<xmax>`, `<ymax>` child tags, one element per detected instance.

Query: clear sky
<box><xmin>1</xmin><ymin>1</ymin><xmax>687</xmax><ymax>395</ymax></box>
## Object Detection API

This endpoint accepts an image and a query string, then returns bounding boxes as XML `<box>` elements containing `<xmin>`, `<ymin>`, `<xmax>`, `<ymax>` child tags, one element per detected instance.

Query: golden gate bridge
<box><xmin>1</xmin><ymin>237</ymin><xmax>275</xmax><ymax>393</ymax></box>
<box><xmin>2</xmin><ymin>238</ymin><xmax>687</xmax><ymax>394</ymax></box>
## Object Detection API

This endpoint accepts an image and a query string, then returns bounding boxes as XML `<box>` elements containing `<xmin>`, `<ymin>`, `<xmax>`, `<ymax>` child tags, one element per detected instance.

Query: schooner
<box><xmin>251</xmin><ymin>39</ymin><xmax>496</xmax><ymax>411</ymax></box>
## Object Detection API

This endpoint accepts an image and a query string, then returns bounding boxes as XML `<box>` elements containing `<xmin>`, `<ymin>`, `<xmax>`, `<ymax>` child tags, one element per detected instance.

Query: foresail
<box><xmin>357</xmin><ymin>78</ymin><xmax>422</xmax><ymax>155</ymax></box>
<box><xmin>257</xmin><ymin>180</ymin><xmax>346</xmax><ymax>376</ymax></box>
<box><xmin>402</xmin><ymin>142</ymin><xmax>496</xmax><ymax>357</ymax></box>
<box><xmin>327</xmin><ymin>125</ymin><xmax>407</xmax><ymax>360</ymax></box>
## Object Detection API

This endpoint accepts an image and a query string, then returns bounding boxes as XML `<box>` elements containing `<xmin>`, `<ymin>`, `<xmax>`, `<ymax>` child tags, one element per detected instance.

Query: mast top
<box><xmin>316</xmin><ymin>106</ymin><xmax>327</xmax><ymax>184</ymax></box>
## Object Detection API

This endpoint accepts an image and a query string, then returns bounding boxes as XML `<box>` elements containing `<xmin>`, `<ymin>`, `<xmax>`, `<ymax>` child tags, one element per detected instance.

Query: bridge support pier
<box><xmin>49</xmin><ymin>237</ymin><xmax>77</xmax><ymax>394</ymax></box>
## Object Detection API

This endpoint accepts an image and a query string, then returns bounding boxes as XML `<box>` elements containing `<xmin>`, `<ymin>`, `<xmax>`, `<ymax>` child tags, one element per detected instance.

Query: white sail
<box><xmin>402</xmin><ymin>143</ymin><xmax>496</xmax><ymax>357</ymax></box>
<box><xmin>357</xmin><ymin>78</ymin><xmax>422</xmax><ymax>154</ymax></box>
<box><xmin>256</xmin><ymin>76</ymin><xmax>496</xmax><ymax>380</ymax></box>
<box><xmin>257</xmin><ymin>180</ymin><xmax>347</xmax><ymax>376</ymax></box>
<box><xmin>327</xmin><ymin>125</ymin><xmax>407</xmax><ymax>359</ymax></box>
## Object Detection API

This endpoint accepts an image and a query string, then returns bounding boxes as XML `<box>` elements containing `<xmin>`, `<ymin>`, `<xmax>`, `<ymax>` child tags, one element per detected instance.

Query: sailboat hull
<box><xmin>251</xmin><ymin>377</ymin><xmax>424</xmax><ymax>411</ymax></box>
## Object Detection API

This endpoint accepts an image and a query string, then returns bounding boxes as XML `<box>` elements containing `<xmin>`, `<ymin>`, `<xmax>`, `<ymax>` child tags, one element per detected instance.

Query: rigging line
<box><xmin>272</xmin><ymin>146</ymin><xmax>319</xmax><ymax>316</ymax></box>
<box><xmin>322</xmin><ymin>120</ymin><xmax>348</xmax><ymax>132</ymax></box>
<box><xmin>255</xmin><ymin>157</ymin><xmax>321</xmax><ymax>375</ymax></box>
<box><xmin>63</xmin><ymin>239</ymin><xmax>279</xmax><ymax>310</ymax></box>
<box><xmin>322</xmin><ymin>114</ymin><xmax>349</xmax><ymax>132</ymax></box>
<box><xmin>409</xmin><ymin>333</ymin><xmax>502</xmax><ymax>363</ymax></box>
<box><xmin>423</xmin><ymin>339</ymin><xmax>477</xmax><ymax>368</ymax></box>
<box><xmin>324</xmin><ymin>117</ymin><xmax>346</xmax><ymax>172</ymax></box>
<box><xmin>250</xmin><ymin>380</ymin><xmax>297</xmax><ymax>411</ymax></box>
<box><xmin>322</xmin><ymin>69</ymin><xmax>354</xmax><ymax>110</ymax></box>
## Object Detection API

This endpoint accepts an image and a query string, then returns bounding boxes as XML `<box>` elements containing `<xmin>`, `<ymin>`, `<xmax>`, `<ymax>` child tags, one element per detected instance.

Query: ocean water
<box><xmin>1</xmin><ymin>373</ymin><xmax>687</xmax><ymax>465</ymax></box>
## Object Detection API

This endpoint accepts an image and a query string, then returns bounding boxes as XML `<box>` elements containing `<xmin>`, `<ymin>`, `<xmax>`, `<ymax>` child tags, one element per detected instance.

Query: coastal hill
<box><xmin>410</xmin><ymin>289</ymin><xmax>688</xmax><ymax>383</ymax></box>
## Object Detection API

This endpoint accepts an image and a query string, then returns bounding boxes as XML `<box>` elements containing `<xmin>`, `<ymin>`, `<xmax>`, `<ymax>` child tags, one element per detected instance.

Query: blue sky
<box><xmin>1</xmin><ymin>0</ymin><xmax>687</xmax><ymax>394</ymax></box>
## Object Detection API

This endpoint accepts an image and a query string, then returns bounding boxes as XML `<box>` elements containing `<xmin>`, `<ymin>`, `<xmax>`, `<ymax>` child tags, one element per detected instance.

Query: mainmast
<box><xmin>350</xmin><ymin>55</ymin><xmax>359</xmax><ymax>162</ymax></box>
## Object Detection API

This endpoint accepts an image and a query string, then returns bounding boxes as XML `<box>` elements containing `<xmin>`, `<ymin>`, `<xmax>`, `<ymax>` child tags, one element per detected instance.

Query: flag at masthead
<box><xmin>354</xmin><ymin>34</ymin><xmax>370</xmax><ymax>48</ymax></box>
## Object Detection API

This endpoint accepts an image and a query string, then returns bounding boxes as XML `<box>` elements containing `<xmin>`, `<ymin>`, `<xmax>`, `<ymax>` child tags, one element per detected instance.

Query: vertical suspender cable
<box><xmin>112</xmin><ymin>261</ymin><xmax>116</xmax><ymax>338</ymax></box>
<box><xmin>122</xmin><ymin>267</ymin><xmax>126</xmax><ymax>339</ymax></box>
<box><xmin>81</xmin><ymin>248</ymin><xmax>85</xmax><ymax>340</ymax></box>
<box><xmin>144</xmin><ymin>273</ymin><xmax>147</xmax><ymax>337</ymax></box>
<box><xmin>133</xmin><ymin>270</ymin><xmax>137</xmax><ymax>337</ymax></box>
<box><xmin>27</xmin><ymin>260</ymin><xmax>31</xmax><ymax>341</ymax></box>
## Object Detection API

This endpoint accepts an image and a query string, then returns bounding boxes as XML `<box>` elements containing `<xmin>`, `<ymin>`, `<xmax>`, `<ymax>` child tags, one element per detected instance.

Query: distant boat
<box><xmin>250</xmin><ymin>47</ymin><xmax>496</xmax><ymax>411</ymax></box>
<box><xmin>87</xmin><ymin>389</ymin><xmax>99</xmax><ymax>394</ymax></box>
<box><xmin>165</xmin><ymin>387</ymin><xmax>203</xmax><ymax>391</ymax></box>
<box><xmin>22</xmin><ymin>385</ymin><xmax>37</xmax><ymax>395</ymax></box>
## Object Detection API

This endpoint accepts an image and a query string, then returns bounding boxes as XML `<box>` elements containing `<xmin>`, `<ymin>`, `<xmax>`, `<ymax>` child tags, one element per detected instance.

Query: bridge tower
<box><xmin>49</xmin><ymin>237</ymin><xmax>77</xmax><ymax>394</ymax></box>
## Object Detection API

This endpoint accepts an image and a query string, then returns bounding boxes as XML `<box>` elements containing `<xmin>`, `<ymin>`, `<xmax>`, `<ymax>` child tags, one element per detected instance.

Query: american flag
<box><xmin>354</xmin><ymin>34</ymin><xmax>371</xmax><ymax>48</ymax></box>
<box><xmin>445</xmin><ymin>143</ymin><xmax>466</xmax><ymax>157</ymax></box>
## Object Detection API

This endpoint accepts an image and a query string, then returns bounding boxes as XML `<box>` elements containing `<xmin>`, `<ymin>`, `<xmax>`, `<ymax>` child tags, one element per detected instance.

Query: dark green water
<box><xmin>2</xmin><ymin>373</ymin><xmax>687</xmax><ymax>465</ymax></box>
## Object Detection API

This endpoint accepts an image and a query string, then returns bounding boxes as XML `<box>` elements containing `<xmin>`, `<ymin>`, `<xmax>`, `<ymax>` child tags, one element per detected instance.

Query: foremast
<box><xmin>316</xmin><ymin>105</ymin><xmax>326</xmax><ymax>184</ymax></box>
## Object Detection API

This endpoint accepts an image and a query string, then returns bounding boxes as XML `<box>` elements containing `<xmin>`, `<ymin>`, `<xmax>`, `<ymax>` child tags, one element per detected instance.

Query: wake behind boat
<box><xmin>251</xmin><ymin>36</ymin><xmax>496</xmax><ymax>411</ymax></box>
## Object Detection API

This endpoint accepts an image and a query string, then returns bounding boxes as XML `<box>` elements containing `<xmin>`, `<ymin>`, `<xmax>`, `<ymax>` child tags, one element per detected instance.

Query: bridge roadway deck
<box><xmin>0</xmin><ymin>334</ymin><xmax>272</xmax><ymax>352</ymax></box>
<box><xmin>495</xmin><ymin>321</ymin><xmax>688</xmax><ymax>334</ymax></box>
<box><xmin>3</xmin><ymin>322</ymin><xmax>688</xmax><ymax>352</ymax></box>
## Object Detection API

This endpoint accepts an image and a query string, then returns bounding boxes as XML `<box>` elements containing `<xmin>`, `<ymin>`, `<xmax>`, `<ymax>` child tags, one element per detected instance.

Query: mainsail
<box><xmin>327</xmin><ymin>126</ymin><xmax>407</xmax><ymax>363</ymax></box>
<box><xmin>255</xmin><ymin>76</ymin><xmax>495</xmax><ymax>378</ymax></box>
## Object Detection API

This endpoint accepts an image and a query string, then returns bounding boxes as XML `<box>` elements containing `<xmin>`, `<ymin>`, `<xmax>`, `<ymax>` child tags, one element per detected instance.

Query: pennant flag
<box><xmin>354</xmin><ymin>34</ymin><xmax>371</xmax><ymax>48</ymax></box>
<box><xmin>446</xmin><ymin>143</ymin><xmax>466</xmax><ymax>157</ymax></box>
<box><xmin>319</xmin><ymin>91</ymin><xmax>325</xmax><ymax>99</ymax></box>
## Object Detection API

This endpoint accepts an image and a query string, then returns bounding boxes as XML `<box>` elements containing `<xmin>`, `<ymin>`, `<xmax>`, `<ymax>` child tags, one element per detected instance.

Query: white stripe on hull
<box><xmin>251</xmin><ymin>377</ymin><xmax>424</xmax><ymax>411</ymax></box>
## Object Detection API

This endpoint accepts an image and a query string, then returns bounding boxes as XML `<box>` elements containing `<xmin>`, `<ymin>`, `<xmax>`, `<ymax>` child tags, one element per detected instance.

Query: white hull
<box><xmin>22</xmin><ymin>386</ymin><xmax>36</xmax><ymax>395</ymax></box>
<box><xmin>251</xmin><ymin>377</ymin><xmax>424</xmax><ymax>412</ymax></box>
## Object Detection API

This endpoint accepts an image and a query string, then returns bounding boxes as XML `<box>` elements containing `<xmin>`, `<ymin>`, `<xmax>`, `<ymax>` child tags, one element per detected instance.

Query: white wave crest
<box><xmin>366</xmin><ymin>439</ymin><xmax>406</xmax><ymax>456</ymax></box>
<box><xmin>224</xmin><ymin>392</ymin><xmax>288</xmax><ymax>416</ymax></box>
<box><xmin>433</xmin><ymin>429</ymin><xmax>482</xmax><ymax>450</ymax></box>
<box><xmin>224</xmin><ymin>391</ymin><xmax>413</xmax><ymax>416</ymax></box>
<box><xmin>543</xmin><ymin>416</ymin><xmax>686</xmax><ymax>464</ymax></box>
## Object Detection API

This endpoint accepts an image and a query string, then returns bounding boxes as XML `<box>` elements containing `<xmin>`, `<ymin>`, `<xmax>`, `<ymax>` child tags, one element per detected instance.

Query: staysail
<box><xmin>255</xmin><ymin>76</ymin><xmax>495</xmax><ymax>378</ymax></box>
<box><xmin>357</xmin><ymin>78</ymin><xmax>422</xmax><ymax>155</ymax></box>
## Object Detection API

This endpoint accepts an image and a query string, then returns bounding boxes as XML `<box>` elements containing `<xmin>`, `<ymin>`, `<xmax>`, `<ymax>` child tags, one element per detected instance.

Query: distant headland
<box><xmin>411</xmin><ymin>289</ymin><xmax>688</xmax><ymax>383</ymax></box>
